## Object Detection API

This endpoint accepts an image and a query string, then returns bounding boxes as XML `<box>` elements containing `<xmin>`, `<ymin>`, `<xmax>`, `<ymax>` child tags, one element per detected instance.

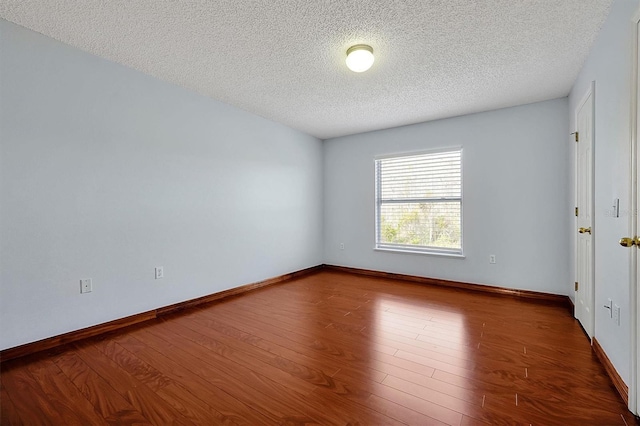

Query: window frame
<box><xmin>374</xmin><ymin>147</ymin><xmax>464</xmax><ymax>257</ymax></box>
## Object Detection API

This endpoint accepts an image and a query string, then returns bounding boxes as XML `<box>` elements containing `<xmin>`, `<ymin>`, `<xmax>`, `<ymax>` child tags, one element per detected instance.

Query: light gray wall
<box><xmin>0</xmin><ymin>19</ymin><xmax>323</xmax><ymax>351</ymax></box>
<box><xmin>323</xmin><ymin>98</ymin><xmax>570</xmax><ymax>295</ymax></box>
<box><xmin>568</xmin><ymin>0</ymin><xmax>639</xmax><ymax>386</ymax></box>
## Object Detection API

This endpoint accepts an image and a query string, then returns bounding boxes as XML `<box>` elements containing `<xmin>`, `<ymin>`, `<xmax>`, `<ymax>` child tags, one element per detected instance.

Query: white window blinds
<box><xmin>375</xmin><ymin>149</ymin><xmax>462</xmax><ymax>255</ymax></box>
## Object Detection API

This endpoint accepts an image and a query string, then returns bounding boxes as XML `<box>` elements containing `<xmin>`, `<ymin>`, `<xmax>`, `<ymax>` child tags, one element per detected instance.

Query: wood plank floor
<box><xmin>2</xmin><ymin>270</ymin><xmax>638</xmax><ymax>425</ymax></box>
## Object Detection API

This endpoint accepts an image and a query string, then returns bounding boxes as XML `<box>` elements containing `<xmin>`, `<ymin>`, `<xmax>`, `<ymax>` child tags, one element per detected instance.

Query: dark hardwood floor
<box><xmin>1</xmin><ymin>270</ymin><xmax>637</xmax><ymax>425</ymax></box>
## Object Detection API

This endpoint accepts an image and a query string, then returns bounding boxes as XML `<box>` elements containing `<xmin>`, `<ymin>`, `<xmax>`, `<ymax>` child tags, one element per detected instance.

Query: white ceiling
<box><xmin>0</xmin><ymin>1</ymin><xmax>612</xmax><ymax>140</ymax></box>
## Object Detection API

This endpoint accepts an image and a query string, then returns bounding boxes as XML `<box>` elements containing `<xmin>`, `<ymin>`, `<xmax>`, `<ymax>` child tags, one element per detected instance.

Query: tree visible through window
<box><xmin>375</xmin><ymin>149</ymin><xmax>462</xmax><ymax>255</ymax></box>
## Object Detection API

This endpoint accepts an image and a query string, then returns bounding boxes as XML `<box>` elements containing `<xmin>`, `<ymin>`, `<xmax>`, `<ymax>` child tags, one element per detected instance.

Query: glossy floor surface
<box><xmin>1</xmin><ymin>270</ymin><xmax>638</xmax><ymax>425</ymax></box>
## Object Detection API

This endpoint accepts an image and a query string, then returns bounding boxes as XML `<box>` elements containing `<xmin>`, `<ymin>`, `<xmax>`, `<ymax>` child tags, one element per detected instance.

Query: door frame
<box><xmin>575</xmin><ymin>81</ymin><xmax>596</xmax><ymax>339</ymax></box>
<box><xmin>629</xmin><ymin>5</ymin><xmax>640</xmax><ymax>415</ymax></box>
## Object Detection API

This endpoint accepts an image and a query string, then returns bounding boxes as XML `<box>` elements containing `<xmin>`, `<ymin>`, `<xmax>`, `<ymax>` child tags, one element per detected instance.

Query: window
<box><xmin>375</xmin><ymin>148</ymin><xmax>462</xmax><ymax>255</ymax></box>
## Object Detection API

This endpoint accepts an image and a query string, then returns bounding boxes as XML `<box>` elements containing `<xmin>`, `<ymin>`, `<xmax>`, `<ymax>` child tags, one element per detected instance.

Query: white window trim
<box><xmin>373</xmin><ymin>247</ymin><xmax>466</xmax><ymax>258</ymax></box>
<box><xmin>374</xmin><ymin>147</ymin><xmax>463</xmax><ymax>257</ymax></box>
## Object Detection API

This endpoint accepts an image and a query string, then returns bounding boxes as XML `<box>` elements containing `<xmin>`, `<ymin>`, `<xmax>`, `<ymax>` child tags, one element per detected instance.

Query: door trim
<box><xmin>575</xmin><ymin>81</ymin><xmax>596</xmax><ymax>339</ymax></box>
<box><xmin>629</xmin><ymin>5</ymin><xmax>640</xmax><ymax>415</ymax></box>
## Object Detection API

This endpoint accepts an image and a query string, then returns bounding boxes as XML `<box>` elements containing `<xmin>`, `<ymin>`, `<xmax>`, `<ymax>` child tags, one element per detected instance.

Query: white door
<box><xmin>575</xmin><ymin>84</ymin><xmax>595</xmax><ymax>338</ymax></box>
<box><xmin>636</xmin><ymin>86</ymin><xmax>640</xmax><ymax>413</ymax></box>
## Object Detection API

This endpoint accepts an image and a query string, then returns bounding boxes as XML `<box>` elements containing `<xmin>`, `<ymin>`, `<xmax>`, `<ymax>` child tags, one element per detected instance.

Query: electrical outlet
<box><xmin>489</xmin><ymin>255</ymin><xmax>496</xmax><ymax>264</ymax></box>
<box><xmin>155</xmin><ymin>266</ymin><xmax>164</xmax><ymax>279</ymax></box>
<box><xmin>614</xmin><ymin>304</ymin><xmax>620</xmax><ymax>326</ymax></box>
<box><xmin>80</xmin><ymin>278</ymin><xmax>92</xmax><ymax>294</ymax></box>
<box><xmin>340</xmin><ymin>243</ymin><xmax>345</xmax><ymax>250</ymax></box>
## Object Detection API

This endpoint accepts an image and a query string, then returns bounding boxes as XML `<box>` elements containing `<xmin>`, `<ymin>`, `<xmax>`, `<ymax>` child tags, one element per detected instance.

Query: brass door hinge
<box><xmin>575</xmin><ymin>207</ymin><xmax>579</xmax><ymax>217</ymax></box>
<box><xmin>571</xmin><ymin>131</ymin><xmax>579</xmax><ymax>142</ymax></box>
<box><xmin>575</xmin><ymin>281</ymin><xmax>579</xmax><ymax>291</ymax></box>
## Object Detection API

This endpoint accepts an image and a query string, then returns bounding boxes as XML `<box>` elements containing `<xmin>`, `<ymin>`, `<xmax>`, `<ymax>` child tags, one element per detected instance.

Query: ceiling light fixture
<box><xmin>345</xmin><ymin>44</ymin><xmax>374</xmax><ymax>73</ymax></box>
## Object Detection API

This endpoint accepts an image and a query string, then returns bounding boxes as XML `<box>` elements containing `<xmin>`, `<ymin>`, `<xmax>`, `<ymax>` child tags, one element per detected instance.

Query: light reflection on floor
<box><xmin>369</xmin><ymin>296</ymin><xmax>476</xmax><ymax>413</ymax></box>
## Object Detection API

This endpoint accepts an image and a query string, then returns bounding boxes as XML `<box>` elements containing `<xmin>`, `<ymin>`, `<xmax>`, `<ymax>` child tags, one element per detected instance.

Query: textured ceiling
<box><xmin>0</xmin><ymin>1</ymin><xmax>612</xmax><ymax>139</ymax></box>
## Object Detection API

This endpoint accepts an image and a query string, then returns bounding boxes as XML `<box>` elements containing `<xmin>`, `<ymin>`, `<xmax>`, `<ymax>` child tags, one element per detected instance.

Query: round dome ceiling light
<box><xmin>345</xmin><ymin>44</ymin><xmax>374</xmax><ymax>73</ymax></box>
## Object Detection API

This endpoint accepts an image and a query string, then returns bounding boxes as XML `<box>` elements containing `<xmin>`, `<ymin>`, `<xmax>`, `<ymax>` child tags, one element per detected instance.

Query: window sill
<box><xmin>374</xmin><ymin>247</ymin><xmax>465</xmax><ymax>259</ymax></box>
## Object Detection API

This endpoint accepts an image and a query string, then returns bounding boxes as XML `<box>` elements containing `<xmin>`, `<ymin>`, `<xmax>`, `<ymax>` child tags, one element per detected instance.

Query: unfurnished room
<box><xmin>2</xmin><ymin>1</ymin><xmax>640</xmax><ymax>424</ymax></box>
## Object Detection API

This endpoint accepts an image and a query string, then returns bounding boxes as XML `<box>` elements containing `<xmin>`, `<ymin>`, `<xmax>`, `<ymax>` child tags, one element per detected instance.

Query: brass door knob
<box><xmin>578</xmin><ymin>227</ymin><xmax>592</xmax><ymax>234</ymax></box>
<box><xmin>620</xmin><ymin>237</ymin><xmax>639</xmax><ymax>247</ymax></box>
